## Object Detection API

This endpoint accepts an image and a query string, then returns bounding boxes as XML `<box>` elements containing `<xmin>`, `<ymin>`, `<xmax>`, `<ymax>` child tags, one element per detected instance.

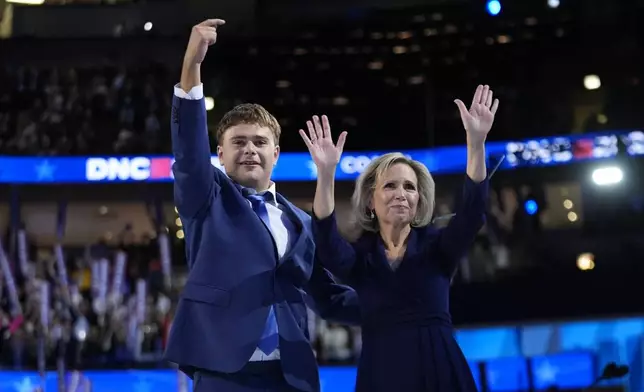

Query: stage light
<box><xmin>577</xmin><ymin>253</ymin><xmax>595</xmax><ymax>271</ymax></box>
<box><xmin>597</xmin><ymin>113</ymin><xmax>608</xmax><ymax>124</ymax></box>
<box><xmin>205</xmin><ymin>97</ymin><xmax>215</xmax><ymax>111</ymax></box>
<box><xmin>487</xmin><ymin>0</ymin><xmax>502</xmax><ymax>16</ymax></box>
<box><xmin>144</xmin><ymin>22</ymin><xmax>153</xmax><ymax>32</ymax></box>
<box><xmin>524</xmin><ymin>199</ymin><xmax>538</xmax><ymax>215</ymax></box>
<box><xmin>584</xmin><ymin>74</ymin><xmax>601</xmax><ymax>90</ymax></box>
<box><xmin>7</xmin><ymin>0</ymin><xmax>44</xmax><ymax>4</ymax></box>
<box><xmin>547</xmin><ymin>0</ymin><xmax>560</xmax><ymax>8</ymax></box>
<box><xmin>592</xmin><ymin>166</ymin><xmax>623</xmax><ymax>186</ymax></box>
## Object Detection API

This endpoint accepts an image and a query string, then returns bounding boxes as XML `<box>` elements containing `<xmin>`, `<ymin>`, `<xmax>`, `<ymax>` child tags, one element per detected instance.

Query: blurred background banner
<box><xmin>0</xmin><ymin>130</ymin><xmax>641</xmax><ymax>183</ymax></box>
<box><xmin>2</xmin><ymin>0</ymin><xmax>644</xmax><ymax>391</ymax></box>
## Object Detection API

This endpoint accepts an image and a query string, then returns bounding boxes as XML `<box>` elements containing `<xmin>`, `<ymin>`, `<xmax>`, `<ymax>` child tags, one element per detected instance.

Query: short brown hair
<box><xmin>216</xmin><ymin>103</ymin><xmax>281</xmax><ymax>145</ymax></box>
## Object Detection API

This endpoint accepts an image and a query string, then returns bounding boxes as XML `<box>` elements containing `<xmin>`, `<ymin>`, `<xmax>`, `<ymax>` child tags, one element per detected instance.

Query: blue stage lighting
<box><xmin>524</xmin><ymin>199</ymin><xmax>538</xmax><ymax>215</ymax></box>
<box><xmin>487</xmin><ymin>0</ymin><xmax>502</xmax><ymax>15</ymax></box>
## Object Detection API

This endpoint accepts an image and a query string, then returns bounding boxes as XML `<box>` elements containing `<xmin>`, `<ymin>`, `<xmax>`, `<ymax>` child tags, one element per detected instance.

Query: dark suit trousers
<box><xmin>194</xmin><ymin>361</ymin><xmax>302</xmax><ymax>392</ymax></box>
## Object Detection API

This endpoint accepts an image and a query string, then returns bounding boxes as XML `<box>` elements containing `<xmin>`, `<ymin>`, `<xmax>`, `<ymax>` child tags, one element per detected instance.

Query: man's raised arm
<box><xmin>171</xmin><ymin>19</ymin><xmax>226</xmax><ymax>219</ymax></box>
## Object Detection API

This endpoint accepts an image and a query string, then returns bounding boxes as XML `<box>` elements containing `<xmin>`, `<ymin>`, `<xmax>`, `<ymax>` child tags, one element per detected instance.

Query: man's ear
<box><xmin>273</xmin><ymin>145</ymin><xmax>280</xmax><ymax>165</ymax></box>
<box><xmin>217</xmin><ymin>145</ymin><xmax>224</xmax><ymax>163</ymax></box>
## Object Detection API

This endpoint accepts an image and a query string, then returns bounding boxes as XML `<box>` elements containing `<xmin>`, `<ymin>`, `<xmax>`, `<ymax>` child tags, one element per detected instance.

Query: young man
<box><xmin>164</xmin><ymin>19</ymin><xmax>361</xmax><ymax>392</ymax></box>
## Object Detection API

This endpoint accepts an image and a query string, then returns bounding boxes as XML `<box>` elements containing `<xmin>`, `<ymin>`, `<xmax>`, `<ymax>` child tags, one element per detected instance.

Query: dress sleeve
<box><xmin>437</xmin><ymin>176</ymin><xmax>489</xmax><ymax>275</ymax></box>
<box><xmin>311</xmin><ymin>210</ymin><xmax>359</xmax><ymax>281</ymax></box>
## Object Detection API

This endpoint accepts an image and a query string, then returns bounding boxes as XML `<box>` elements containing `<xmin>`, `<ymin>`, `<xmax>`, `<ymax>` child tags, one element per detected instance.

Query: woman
<box><xmin>299</xmin><ymin>85</ymin><xmax>499</xmax><ymax>392</ymax></box>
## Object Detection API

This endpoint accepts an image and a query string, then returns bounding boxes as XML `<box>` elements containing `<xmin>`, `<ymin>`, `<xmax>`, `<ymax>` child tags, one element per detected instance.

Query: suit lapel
<box><xmin>232</xmin><ymin>182</ymin><xmax>280</xmax><ymax>261</ymax></box>
<box><xmin>231</xmin><ymin>186</ymin><xmax>313</xmax><ymax>276</ymax></box>
<box><xmin>275</xmin><ymin>194</ymin><xmax>313</xmax><ymax>269</ymax></box>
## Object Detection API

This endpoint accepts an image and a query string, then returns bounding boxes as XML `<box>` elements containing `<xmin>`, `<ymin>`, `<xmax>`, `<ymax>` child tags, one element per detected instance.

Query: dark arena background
<box><xmin>1</xmin><ymin>0</ymin><xmax>644</xmax><ymax>390</ymax></box>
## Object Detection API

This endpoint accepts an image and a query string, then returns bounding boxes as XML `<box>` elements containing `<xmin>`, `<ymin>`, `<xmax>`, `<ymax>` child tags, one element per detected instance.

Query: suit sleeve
<box><xmin>311</xmin><ymin>211</ymin><xmax>359</xmax><ymax>281</ymax></box>
<box><xmin>437</xmin><ymin>176</ymin><xmax>489</xmax><ymax>275</ymax></box>
<box><xmin>303</xmin><ymin>259</ymin><xmax>361</xmax><ymax>326</ymax></box>
<box><xmin>171</xmin><ymin>84</ymin><xmax>219</xmax><ymax>219</ymax></box>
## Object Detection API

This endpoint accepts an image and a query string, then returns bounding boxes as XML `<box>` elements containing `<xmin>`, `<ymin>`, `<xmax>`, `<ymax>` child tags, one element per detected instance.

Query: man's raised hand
<box><xmin>184</xmin><ymin>19</ymin><xmax>226</xmax><ymax>67</ymax></box>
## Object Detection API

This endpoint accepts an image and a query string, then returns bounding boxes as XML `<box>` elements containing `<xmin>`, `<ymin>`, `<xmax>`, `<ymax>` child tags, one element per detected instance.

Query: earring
<box><xmin>369</xmin><ymin>210</ymin><xmax>375</xmax><ymax>219</ymax></box>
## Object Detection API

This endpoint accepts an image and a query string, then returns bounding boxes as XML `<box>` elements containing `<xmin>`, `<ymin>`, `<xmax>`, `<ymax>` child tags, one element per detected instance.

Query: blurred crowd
<box><xmin>0</xmin><ymin>226</ymin><xmax>176</xmax><ymax>370</ymax></box>
<box><xmin>0</xmin><ymin>65</ymin><xmax>171</xmax><ymax>156</ymax></box>
<box><xmin>2</xmin><ymin>3</ymin><xmax>644</xmax><ymax>156</ymax></box>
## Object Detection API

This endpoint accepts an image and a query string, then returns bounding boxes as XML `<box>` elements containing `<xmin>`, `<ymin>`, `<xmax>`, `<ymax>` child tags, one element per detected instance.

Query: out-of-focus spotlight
<box><xmin>563</xmin><ymin>199</ymin><xmax>573</xmax><ymax>209</ymax></box>
<box><xmin>144</xmin><ymin>22</ymin><xmax>153</xmax><ymax>31</ymax></box>
<box><xmin>592</xmin><ymin>166</ymin><xmax>623</xmax><ymax>186</ymax></box>
<box><xmin>205</xmin><ymin>97</ymin><xmax>215</xmax><ymax>111</ymax></box>
<box><xmin>524</xmin><ymin>199</ymin><xmax>539</xmax><ymax>215</ymax></box>
<box><xmin>547</xmin><ymin>0</ymin><xmax>560</xmax><ymax>8</ymax></box>
<box><xmin>486</xmin><ymin>0</ymin><xmax>502</xmax><ymax>16</ymax></box>
<box><xmin>567</xmin><ymin>211</ymin><xmax>578</xmax><ymax>222</ymax></box>
<box><xmin>576</xmin><ymin>252</ymin><xmax>595</xmax><ymax>271</ymax></box>
<box><xmin>584</xmin><ymin>74</ymin><xmax>601</xmax><ymax>90</ymax></box>
<box><xmin>6</xmin><ymin>0</ymin><xmax>45</xmax><ymax>4</ymax></box>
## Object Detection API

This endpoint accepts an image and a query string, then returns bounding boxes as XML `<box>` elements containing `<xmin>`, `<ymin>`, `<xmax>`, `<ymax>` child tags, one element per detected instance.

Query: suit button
<box><xmin>171</xmin><ymin>107</ymin><xmax>179</xmax><ymax>123</ymax></box>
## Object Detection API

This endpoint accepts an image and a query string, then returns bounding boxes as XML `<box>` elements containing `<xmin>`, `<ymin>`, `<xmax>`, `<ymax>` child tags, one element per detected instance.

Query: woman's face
<box><xmin>371</xmin><ymin>163</ymin><xmax>419</xmax><ymax>227</ymax></box>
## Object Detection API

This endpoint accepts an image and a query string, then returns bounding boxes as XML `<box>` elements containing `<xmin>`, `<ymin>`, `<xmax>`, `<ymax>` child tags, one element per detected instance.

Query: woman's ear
<box><xmin>368</xmin><ymin>195</ymin><xmax>375</xmax><ymax>211</ymax></box>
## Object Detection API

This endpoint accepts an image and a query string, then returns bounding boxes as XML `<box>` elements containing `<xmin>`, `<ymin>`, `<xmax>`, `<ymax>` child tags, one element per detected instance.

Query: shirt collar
<box><xmin>250</xmin><ymin>182</ymin><xmax>277</xmax><ymax>205</ymax></box>
<box><xmin>221</xmin><ymin>168</ymin><xmax>277</xmax><ymax>199</ymax></box>
<box><xmin>264</xmin><ymin>182</ymin><xmax>277</xmax><ymax>199</ymax></box>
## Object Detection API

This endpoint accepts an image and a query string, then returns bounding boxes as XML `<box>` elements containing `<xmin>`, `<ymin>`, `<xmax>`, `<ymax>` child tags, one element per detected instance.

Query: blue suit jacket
<box><xmin>164</xmin><ymin>96</ymin><xmax>360</xmax><ymax>392</ymax></box>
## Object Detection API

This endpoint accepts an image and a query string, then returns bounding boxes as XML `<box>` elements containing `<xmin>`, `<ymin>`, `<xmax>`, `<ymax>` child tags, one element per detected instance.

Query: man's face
<box><xmin>217</xmin><ymin>123</ymin><xmax>279</xmax><ymax>190</ymax></box>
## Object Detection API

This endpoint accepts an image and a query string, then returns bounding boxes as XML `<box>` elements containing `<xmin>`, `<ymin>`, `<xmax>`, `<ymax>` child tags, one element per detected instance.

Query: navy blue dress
<box><xmin>312</xmin><ymin>177</ymin><xmax>488</xmax><ymax>392</ymax></box>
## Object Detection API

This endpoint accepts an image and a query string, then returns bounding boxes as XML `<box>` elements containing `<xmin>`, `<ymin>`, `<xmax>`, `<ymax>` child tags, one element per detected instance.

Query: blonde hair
<box><xmin>350</xmin><ymin>152</ymin><xmax>436</xmax><ymax>234</ymax></box>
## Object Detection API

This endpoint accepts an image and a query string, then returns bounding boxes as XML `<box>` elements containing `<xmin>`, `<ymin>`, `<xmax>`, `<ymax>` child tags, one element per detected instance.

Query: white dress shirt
<box><xmin>174</xmin><ymin>83</ymin><xmax>298</xmax><ymax>362</ymax></box>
